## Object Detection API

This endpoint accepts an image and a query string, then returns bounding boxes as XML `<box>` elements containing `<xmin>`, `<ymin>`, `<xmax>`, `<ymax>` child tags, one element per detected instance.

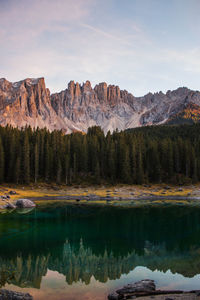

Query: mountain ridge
<box><xmin>0</xmin><ymin>77</ymin><xmax>200</xmax><ymax>133</ymax></box>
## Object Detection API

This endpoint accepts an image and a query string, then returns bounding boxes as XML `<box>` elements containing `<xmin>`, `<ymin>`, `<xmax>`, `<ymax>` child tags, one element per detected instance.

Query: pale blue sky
<box><xmin>1</xmin><ymin>0</ymin><xmax>200</xmax><ymax>96</ymax></box>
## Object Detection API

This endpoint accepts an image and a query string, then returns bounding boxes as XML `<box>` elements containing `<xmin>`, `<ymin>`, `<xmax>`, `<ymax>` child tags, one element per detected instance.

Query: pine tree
<box><xmin>0</xmin><ymin>137</ymin><xmax>4</xmax><ymax>183</ymax></box>
<box><xmin>136</xmin><ymin>150</ymin><xmax>144</xmax><ymax>185</ymax></box>
<box><xmin>56</xmin><ymin>158</ymin><xmax>62</xmax><ymax>184</ymax></box>
<box><xmin>22</xmin><ymin>132</ymin><xmax>30</xmax><ymax>184</ymax></box>
<box><xmin>65</xmin><ymin>154</ymin><xmax>70</xmax><ymax>185</ymax></box>
<box><xmin>45</xmin><ymin>139</ymin><xmax>50</xmax><ymax>182</ymax></box>
<box><xmin>95</xmin><ymin>161</ymin><xmax>100</xmax><ymax>183</ymax></box>
<box><xmin>107</xmin><ymin>140</ymin><xmax>116</xmax><ymax>184</ymax></box>
<box><xmin>130</xmin><ymin>142</ymin><xmax>136</xmax><ymax>184</ymax></box>
<box><xmin>14</xmin><ymin>155</ymin><xmax>21</xmax><ymax>184</ymax></box>
<box><xmin>34</xmin><ymin>141</ymin><xmax>39</xmax><ymax>183</ymax></box>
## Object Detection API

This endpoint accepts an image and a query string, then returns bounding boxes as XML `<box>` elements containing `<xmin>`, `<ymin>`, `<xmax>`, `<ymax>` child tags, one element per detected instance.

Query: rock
<box><xmin>15</xmin><ymin>199</ymin><xmax>36</xmax><ymax>208</ymax></box>
<box><xmin>108</xmin><ymin>292</ymin><xmax>123</xmax><ymax>300</ymax></box>
<box><xmin>6</xmin><ymin>195</ymin><xmax>10</xmax><ymax>199</ymax></box>
<box><xmin>108</xmin><ymin>279</ymin><xmax>192</xmax><ymax>300</ymax></box>
<box><xmin>164</xmin><ymin>186</ymin><xmax>171</xmax><ymax>190</ymax></box>
<box><xmin>52</xmin><ymin>186</ymin><xmax>59</xmax><ymax>191</ymax></box>
<box><xmin>178</xmin><ymin>188</ymin><xmax>183</xmax><ymax>192</ymax></box>
<box><xmin>9</xmin><ymin>190</ymin><xmax>16</xmax><ymax>195</ymax></box>
<box><xmin>0</xmin><ymin>289</ymin><xmax>33</xmax><ymax>299</ymax></box>
<box><xmin>116</xmin><ymin>279</ymin><xmax>156</xmax><ymax>295</ymax></box>
<box><xmin>88</xmin><ymin>194</ymin><xmax>99</xmax><ymax>200</ymax></box>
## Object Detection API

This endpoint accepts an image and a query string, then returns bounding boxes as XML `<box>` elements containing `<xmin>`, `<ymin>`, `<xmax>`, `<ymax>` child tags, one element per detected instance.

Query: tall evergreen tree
<box><xmin>0</xmin><ymin>137</ymin><xmax>4</xmax><ymax>183</ymax></box>
<box><xmin>22</xmin><ymin>132</ymin><xmax>30</xmax><ymax>184</ymax></box>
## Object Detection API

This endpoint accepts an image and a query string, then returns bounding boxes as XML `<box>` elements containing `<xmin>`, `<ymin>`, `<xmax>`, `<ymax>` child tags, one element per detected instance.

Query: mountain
<box><xmin>1</xmin><ymin>77</ymin><xmax>200</xmax><ymax>133</ymax></box>
<box><xmin>166</xmin><ymin>102</ymin><xmax>200</xmax><ymax>125</ymax></box>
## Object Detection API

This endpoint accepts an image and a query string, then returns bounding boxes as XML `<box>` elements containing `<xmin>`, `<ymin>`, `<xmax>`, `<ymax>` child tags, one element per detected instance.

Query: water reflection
<box><xmin>0</xmin><ymin>204</ymin><xmax>200</xmax><ymax>290</ymax></box>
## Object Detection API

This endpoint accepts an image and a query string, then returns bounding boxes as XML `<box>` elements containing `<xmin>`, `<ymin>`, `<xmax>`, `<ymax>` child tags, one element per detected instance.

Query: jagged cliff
<box><xmin>1</xmin><ymin>77</ymin><xmax>200</xmax><ymax>133</ymax></box>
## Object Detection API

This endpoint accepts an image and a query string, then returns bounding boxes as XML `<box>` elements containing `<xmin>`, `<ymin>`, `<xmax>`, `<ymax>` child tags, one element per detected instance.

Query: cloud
<box><xmin>162</xmin><ymin>48</ymin><xmax>200</xmax><ymax>74</ymax></box>
<box><xmin>0</xmin><ymin>0</ymin><xmax>94</xmax><ymax>25</ymax></box>
<box><xmin>1</xmin><ymin>0</ymin><xmax>200</xmax><ymax>96</ymax></box>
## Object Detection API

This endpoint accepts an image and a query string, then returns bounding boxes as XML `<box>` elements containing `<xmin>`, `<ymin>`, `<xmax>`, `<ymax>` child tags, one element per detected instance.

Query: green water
<box><xmin>0</xmin><ymin>203</ymin><xmax>200</xmax><ymax>299</ymax></box>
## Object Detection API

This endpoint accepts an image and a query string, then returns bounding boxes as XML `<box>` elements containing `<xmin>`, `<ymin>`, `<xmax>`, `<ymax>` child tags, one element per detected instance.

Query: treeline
<box><xmin>0</xmin><ymin>124</ymin><xmax>200</xmax><ymax>185</ymax></box>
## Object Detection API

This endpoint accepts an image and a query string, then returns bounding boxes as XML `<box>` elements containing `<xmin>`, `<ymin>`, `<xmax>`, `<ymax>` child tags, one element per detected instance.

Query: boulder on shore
<box><xmin>108</xmin><ymin>279</ymin><xmax>200</xmax><ymax>299</ymax></box>
<box><xmin>15</xmin><ymin>199</ymin><xmax>36</xmax><ymax>208</ymax></box>
<box><xmin>108</xmin><ymin>280</ymin><xmax>156</xmax><ymax>299</ymax></box>
<box><xmin>116</xmin><ymin>279</ymin><xmax>155</xmax><ymax>295</ymax></box>
<box><xmin>0</xmin><ymin>289</ymin><xmax>33</xmax><ymax>299</ymax></box>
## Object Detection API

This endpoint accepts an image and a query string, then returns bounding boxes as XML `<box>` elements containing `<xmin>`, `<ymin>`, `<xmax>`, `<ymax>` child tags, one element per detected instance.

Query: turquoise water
<box><xmin>0</xmin><ymin>203</ymin><xmax>200</xmax><ymax>299</ymax></box>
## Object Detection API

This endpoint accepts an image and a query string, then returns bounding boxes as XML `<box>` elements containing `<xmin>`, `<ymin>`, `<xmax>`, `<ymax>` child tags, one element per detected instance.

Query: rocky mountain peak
<box><xmin>0</xmin><ymin>78</ymin><xmax>12</xmax><ymax>91</ymax></box>
<box><xmin>94</xmin><ymin>82</ymin><xmax>108</xmax><ymax>102</ymax></box>
<box><xmin>83</xmin><ymin>80</ymin><xmax>92</xmax><ymax>92</ymax></box>
<box><xmin>0</xmin><ymin>76</ymin><xmax>200</xmax><ymax>134</ymax></box>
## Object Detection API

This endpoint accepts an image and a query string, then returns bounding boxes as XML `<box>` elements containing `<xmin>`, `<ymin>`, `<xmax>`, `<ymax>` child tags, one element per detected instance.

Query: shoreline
<box><xmin>0</xmin><ymin>184</ymin><xmax>200</xmax><ymax>209</ymax></box>
<box><xmin>0</xmin><ymin>183</ymin><xmax>200</xmax><ymax>208</ymax></box>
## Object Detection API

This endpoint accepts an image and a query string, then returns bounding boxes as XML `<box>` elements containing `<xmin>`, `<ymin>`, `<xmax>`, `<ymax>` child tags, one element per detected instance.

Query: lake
<box><xmin>0</xmin><ymin>203</ymin><xmax>200</xmax><ymax>299</ymax></box>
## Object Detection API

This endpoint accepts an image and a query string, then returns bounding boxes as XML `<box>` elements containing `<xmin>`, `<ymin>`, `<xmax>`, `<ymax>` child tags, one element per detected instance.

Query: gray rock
<box><xmin>0</xmin><ymin>289</ymin><xmax>33</xmax><ymax>299</ymax></box>
<box><xmin>9</xmin><ymin>190</ymin><xmax>16</xmax><ymax>195</ymax></box>
<box><xmin>116</xmin><ymin>279</ymin><xmax>155</xmax><ymax>295</ymax></box>
<box><xmin>108</xmin><ymin>292</ymin><xmax>123</xmax><ymax>300</ymax></box>
<box><xmin>15</xmin><ymin>199</ymin><xmax>36</xmax><ymax>208</ymax></box>
<box><xmin>164</xmin><ymin>186</ymin><xmax>171</xmax><ymax>190</ymax></box>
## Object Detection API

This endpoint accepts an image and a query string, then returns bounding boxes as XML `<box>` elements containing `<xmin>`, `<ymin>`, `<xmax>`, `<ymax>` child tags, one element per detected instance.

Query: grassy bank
<box><xmin>0</xmin><ymin>183</ymin><xmax>200</xmax><ymax>208</ymax></box>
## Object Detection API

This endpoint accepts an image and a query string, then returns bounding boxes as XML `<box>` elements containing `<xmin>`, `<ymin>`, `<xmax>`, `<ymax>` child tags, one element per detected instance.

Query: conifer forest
<box><xmin>0</xmin><ymin>124</ymin><xmax>199</xmax><ymax>185</ymax></box>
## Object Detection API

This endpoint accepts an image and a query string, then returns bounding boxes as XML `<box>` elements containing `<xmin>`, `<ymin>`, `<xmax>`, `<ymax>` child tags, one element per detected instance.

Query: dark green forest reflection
<box><xmin>0</xmin><ymin>204</ymin><xmax>200</xmax><ymax>288</ymax></box>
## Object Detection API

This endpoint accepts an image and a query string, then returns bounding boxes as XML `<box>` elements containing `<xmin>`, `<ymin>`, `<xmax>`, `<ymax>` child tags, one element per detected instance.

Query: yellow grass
<box><xmin>0</xmin><ymin>183</ymin><xmax>199</xmax><ymax>208</ymax></box>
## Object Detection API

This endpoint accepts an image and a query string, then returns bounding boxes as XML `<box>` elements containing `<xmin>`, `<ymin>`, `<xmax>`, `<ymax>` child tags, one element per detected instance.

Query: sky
<box><xmin>1</xmin><ymin>0</ymin><xmax>200</xmax><ymax>96</ymax></box>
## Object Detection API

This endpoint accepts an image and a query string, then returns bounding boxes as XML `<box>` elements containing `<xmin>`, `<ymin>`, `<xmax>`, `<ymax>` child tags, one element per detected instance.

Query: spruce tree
<box><xmin>22</xmin><ymin>132</ymin><xmax>30</xmax><ymax>184</ymax></box>
<box><xmin>0</xmin><ymin>137</ymin><xmax>4</xmax><ymax>183</ymax></box>
<box><xmin>34</xmin><ymin>141</ymin><xmax>39</xmax><ymax>183</ymax></box>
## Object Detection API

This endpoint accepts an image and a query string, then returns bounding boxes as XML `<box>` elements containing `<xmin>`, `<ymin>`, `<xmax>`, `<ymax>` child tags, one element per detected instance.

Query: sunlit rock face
<box><xmin>1</xmin><ymin>77</ymin><xmax>200</xmax><ymax>133</ymax></box>
<box><xmin>0</xmin><ymin>78</ymin><xmax>67</xmax><ymax>132</ymax></box>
